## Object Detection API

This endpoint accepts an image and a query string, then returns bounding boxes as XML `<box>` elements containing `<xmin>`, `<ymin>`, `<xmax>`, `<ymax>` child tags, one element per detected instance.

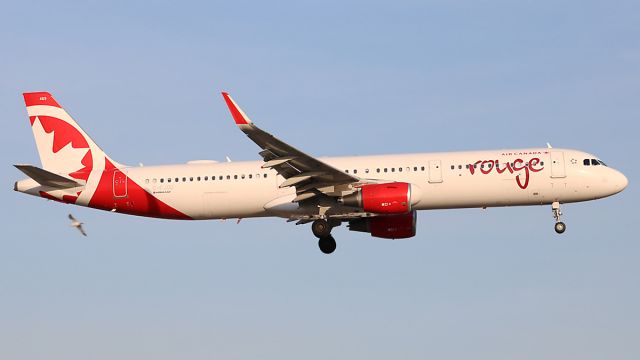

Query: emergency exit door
<box><xmin>550</xmin><ymin>151</ymin><xmax>566</xmax><ymax>178</ymax></box>
<box><xmin>428</xmin><ymin>160</ymin><xmax>443</xmax><ymax>183</ymax></box>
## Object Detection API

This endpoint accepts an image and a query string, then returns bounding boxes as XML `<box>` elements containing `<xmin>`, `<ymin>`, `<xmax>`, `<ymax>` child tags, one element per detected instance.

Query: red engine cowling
<box><xmin>340</xmin><ymin>182</ymin><xmax>412</xmax><ymax>214</ymax></box>
<box><xmin>348</xmin><ymin>211</ymin><xmax>417</xmax><ymax>239</ymax></box>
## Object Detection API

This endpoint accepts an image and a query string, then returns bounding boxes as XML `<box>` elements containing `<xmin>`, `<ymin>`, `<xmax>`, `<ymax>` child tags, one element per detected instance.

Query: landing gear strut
<box><xmin>552</xmin><ymin>201</ymin><xmax>566</xmax><ymax>234</ymax></box>
<box><xmin>312</xmin><ymin>219</ymin><xmax>336</xmax><ymax>254</ymax></box>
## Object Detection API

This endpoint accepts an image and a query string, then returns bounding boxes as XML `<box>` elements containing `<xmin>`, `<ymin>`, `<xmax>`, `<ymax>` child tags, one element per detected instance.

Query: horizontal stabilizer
<box><xmin>14</xmin><ymin>164</ymin><xmax>82</xmax><ymax>188</ymax></box>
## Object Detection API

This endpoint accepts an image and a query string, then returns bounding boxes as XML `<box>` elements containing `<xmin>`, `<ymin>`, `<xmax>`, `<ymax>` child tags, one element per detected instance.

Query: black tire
<box><xmin>312</xmin><ymin>219</ymin><xmax>331</xmax><ymax>238</ymax></box>
<box><xmin>554</xmin><ymin>221</ymin><xmax>566</xmax><ymax>234</ymax></box>
<box><xmin>318</xmin><ymin>235</ymin><xmax>337</xmax><ymax>254</ymax></box>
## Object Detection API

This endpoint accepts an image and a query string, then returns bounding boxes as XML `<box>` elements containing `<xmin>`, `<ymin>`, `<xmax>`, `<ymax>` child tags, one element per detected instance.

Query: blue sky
<box><xmin>1</xmin><ymin>1</ymin><xmax>638</xmax><ymax>359</ymax></box>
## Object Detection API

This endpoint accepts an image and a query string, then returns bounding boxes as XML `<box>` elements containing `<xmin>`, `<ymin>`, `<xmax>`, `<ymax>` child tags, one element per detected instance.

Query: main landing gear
<box><xmin>552</xmin><ymin>201</ymin><xmax>566</xmax><ymax>234</ymax></box>
<box><xmin>312</xmin><ymin>219</ymin><xmax>337</xmax><ymax>254</ymax></box>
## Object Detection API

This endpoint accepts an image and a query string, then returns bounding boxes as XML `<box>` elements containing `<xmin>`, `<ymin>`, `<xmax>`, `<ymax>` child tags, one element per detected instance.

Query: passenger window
<box><xmin>197</xmin><ymin>176</ymin><xmax>201</xmax><ymax>181</ymax></box>
<box><xmin>384</xmin><ymin>168</ymin><xmax>388</xmax><ymax>173</ymax></box>
<box><xmin>354</xmin><ymin>169</ymin><xmax>358</xmax><ymax>174</ymax></box>
<box><xmin>234</xmin><ymin>175</ymin><xmax>238</xmax><ymax>179</ymax></box>
<box><xmin>421</xmin><ymin>166</ymin><xmax>425</xmax><ymax>171</ymax></box>
<box><xmin>226</xmin><ymin>175</ymin><xmax>230</xmax><ymax>180</ymax></box>
<box><xmin>413</xmin><ymin>167</ymin><xmax>418</xmax><ymax>171</ymax></box>
<box><xmin>204</xmin><ymin>176</ymin><xmax>208</xmax><ymax>181</ymax></box>
<box><xmin>219</xmin><ymin>176</ymin><xmax>223</xmax><ymax>180</ymax></box>
<box><xmin>190</xmin><ymin>177</ymin><xmax>193</xmax><ymax>181</ymax></box>
<box><xmin>167</xmin><ymin>178</ymin><xmax>171</xmax><ymax>183</ymax></box>
<box><xmin>249</xmin><ymin>174</ymin><xmax>253</xmax><ymax>179</ymax></box>
<box><xmin>398</xmin><ymin>167</ymin><xmax>402</xmax><ymax>172</ymax></box>
<box><xmin>145</xmin><ymin>179</ymin><xmax>149</xmax><ymax>184</ymax></box>
<box><xmin>583</xmin><ymin>159</ymin><xmax>590</xmax><ymax>166</ymax></box>
<box><xmin>153</xmin><ymin>179</ymin><xmax>157</xmax><ymax>183</ymax></box>
<box><xmin>540</xmin><ymin>161</ymin><xmax>544</xmax><ymax>166</ymax></box>
<box><xmin>160</xmin><ymin>178</ymin><xmax>164</xmax><ymax>183</ymax></box>
<box><xmin>391</xmin><ymin>168</ymin><xmax>395</xmax><ymax>172</ymax></box>
<box><xmin>466</xmin><ymin>164</ymin><xmax>469</xmax><ymax>169</ymax></box>
<box><xmin>377</xmin><ymin>168</ymin><xmax>380</xmax><ymax>173</ymax></box>
<box><xmin>264</xmin><ymin>174</ymin><xmax>267</xmax><ymax>178</ymax></box>
<box><xmin>458</xmin><ymin>165</ymin><xmax>462</xmax><ymax>169</ymax></box>
<box><xmin>365</xmin><ymin>169</ymin><xmax>370</xmax><ymax>174</ymax></box>
<box><xmin>345</xmin><ymin>169</ymin><xmax>349</xmax><ymax>173</ymax></box>
<box><xmin>451</xmin><ymin>165</ymin><xmax>455</xmax><ymax>170</ymax></box>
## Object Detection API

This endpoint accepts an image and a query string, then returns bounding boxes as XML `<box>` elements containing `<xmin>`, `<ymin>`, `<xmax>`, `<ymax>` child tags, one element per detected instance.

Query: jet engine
<box><xmin>340</xmin><ymin>182</ymin><xmax>413</xmax><ymax>214</ymax></box>
<box><xmin>348</xmin><ymin>211</ymin><xmax>417</xmax><ymax>239</ymax></box>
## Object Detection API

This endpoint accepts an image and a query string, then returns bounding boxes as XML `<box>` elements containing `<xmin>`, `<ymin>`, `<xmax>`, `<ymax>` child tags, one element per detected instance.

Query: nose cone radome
<box><xmin>610</xmin><ymin>169</ymin><xmax>628</xmax><ymax>195</ymax></box>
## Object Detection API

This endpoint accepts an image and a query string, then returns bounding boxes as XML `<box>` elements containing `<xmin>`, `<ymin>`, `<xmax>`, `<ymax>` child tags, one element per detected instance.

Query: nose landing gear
<box><xmin>312</xmin><ymin>219</ymin><xmax>337</xmax><ymax>254</ymax></box>
<box><xmin>552</xmin><ymin>201</ymin><xmax>566</xmax><ymax>234</ymax></box>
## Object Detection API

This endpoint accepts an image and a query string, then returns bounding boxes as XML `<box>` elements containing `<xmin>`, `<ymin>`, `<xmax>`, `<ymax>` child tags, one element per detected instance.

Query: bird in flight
<box><xmin>68</xmin><ymin>214</ymin><xmax>87</xmax><ymax>236</ymax></box>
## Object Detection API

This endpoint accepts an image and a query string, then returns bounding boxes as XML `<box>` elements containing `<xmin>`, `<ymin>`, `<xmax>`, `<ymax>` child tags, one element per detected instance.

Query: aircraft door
<box><xmin>550</xmin><ymin>151</ymin><xmax>566</xmax><ymax>178</ymax></box>
<box><xmin>113</xmin><ymin>170</ymin><xmax>128</xmax><ymax>197</ymax></box>
<box><xmin>428</xmin><ymin>160</ymin><xmax>443</xmax><ymax>183</ymax></box>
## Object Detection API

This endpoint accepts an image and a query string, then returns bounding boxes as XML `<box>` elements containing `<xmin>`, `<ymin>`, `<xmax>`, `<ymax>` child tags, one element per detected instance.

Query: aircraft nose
<box><xmin>611</xmin><ymin>169</ymin><xmax>628</xmax><ymax>194</ymax></box>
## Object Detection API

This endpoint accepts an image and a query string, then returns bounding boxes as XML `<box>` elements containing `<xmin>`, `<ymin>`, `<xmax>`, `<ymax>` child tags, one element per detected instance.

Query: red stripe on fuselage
<box><xmin>88</xmin><ymin>159</ymin><xmax>192</xmax><ymax>220</ymax></box>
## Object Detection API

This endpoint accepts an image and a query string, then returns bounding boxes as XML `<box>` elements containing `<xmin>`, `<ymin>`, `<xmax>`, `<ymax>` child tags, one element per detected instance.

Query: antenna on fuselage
<box><xmin>546</xmin><ymin>142</ymin><xmax>553</xmax><ymax>149</ymax></box>
<box><xmin>225</xmin><ymin>156</ymin><xmax>232</xmax><ymax>162</ymax></box>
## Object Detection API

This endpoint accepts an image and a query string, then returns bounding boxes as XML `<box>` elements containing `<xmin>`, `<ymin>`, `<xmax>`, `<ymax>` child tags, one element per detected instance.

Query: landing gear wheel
<box><xmin>551</xmin><ymin>201</ymin><xmax>566</xmax><ymax>234</ymax></box>
<box><xmin>318</xmin><ymin>235</ymin><xmax>337</xmax><ymax>254</ymax></box>
<box><xmin>554</xmin><ymin>221</ymin><xmax>566</xmax><ymax>234</ymax></box>
<box><xmin>312</xmin><ymin>219</ymin><xmax>332</xmax><ymax>238</ymax></box>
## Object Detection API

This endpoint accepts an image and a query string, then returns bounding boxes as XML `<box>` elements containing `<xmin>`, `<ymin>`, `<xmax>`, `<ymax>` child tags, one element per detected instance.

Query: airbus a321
<box><xmin>14</xmin><ymin>92</ymin><xmax>628</xmax><ymax>253</ymax></box>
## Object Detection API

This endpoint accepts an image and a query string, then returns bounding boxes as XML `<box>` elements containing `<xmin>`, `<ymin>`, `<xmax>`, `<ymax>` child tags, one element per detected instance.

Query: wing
<box><xmin>77</xmin><ymin>224</ymin><xmax>87</xmax><ymax>236</ymax></box>
<box><xmin>68</xmin><ymin>214</ymin><xmax>76</xmax><ymax>221</ymax></box>
<box><xmin>221</xmin><ymin>92</ymin><xmax>360</xmax><ymax>202</ymax></box>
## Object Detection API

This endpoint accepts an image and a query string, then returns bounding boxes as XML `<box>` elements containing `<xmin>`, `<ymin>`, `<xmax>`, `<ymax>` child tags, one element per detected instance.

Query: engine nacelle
<box><xmin>340</xmin><ymin>182</ymin><xmax>412</xmax><ymax>214</ymax></box>
<box><xmin>348</xmin><ymin>211</ymin><xmax>417</xmax><ymax>239</ymax></box>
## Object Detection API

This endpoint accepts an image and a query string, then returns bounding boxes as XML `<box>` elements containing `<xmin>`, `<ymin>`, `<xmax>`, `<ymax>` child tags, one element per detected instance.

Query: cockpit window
<box><xmin>584</xmin><ymin>158</ymin><xmax>608</xmax><ymax>166</ymax></box>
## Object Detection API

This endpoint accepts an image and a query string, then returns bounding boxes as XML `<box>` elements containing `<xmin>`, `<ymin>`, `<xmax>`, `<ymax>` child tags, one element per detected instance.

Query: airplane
<box><xmin>14</xmin><ymin>92</ymin><xmax>628</xmax><ymax>254</ymax></box>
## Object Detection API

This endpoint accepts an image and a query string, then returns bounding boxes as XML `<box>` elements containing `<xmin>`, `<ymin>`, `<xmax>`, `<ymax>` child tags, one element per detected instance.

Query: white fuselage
<box><xmin>83</xmin><ymin>147</ymin><xmax>625</xmax><ymax>220</ymax></box>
